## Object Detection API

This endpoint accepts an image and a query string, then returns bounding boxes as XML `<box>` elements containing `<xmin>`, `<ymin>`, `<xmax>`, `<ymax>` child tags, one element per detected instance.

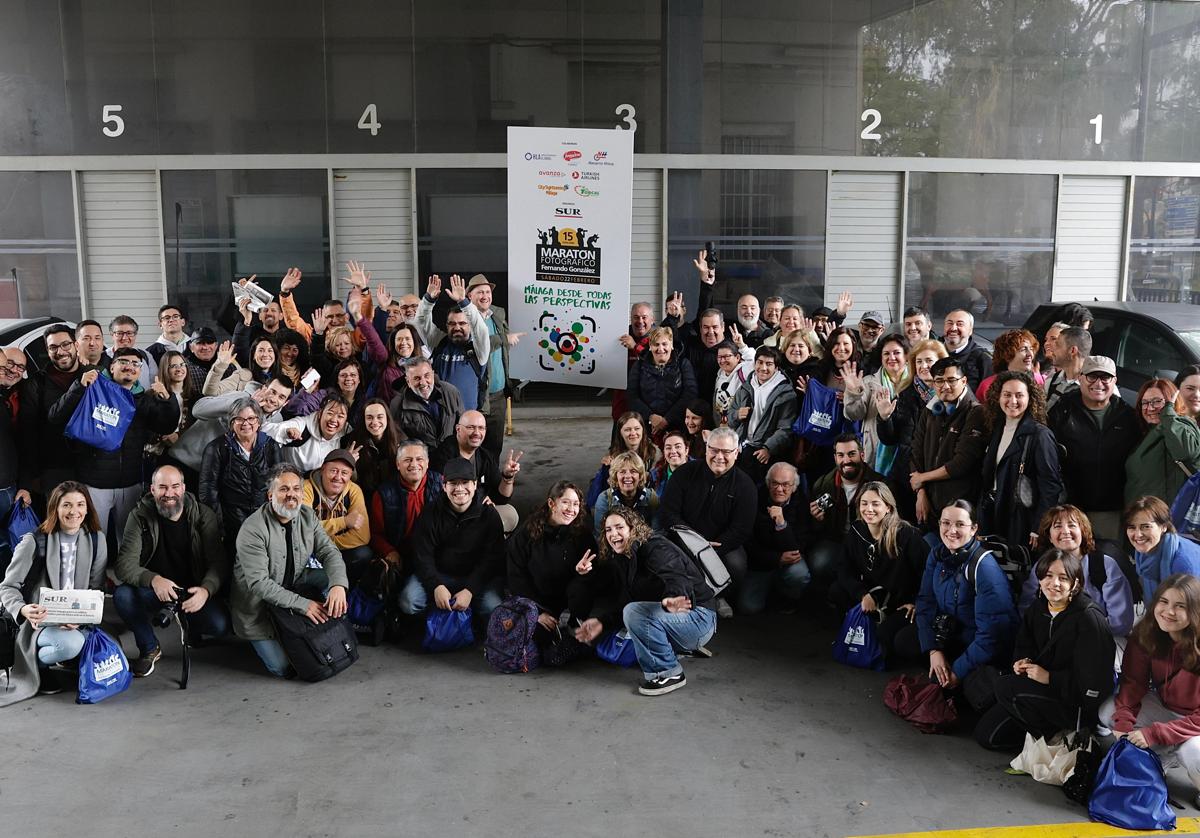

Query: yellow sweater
<box><xmin>301</xmin><ymin>477</ymin><xmax>370</xmax><ymax>550</ymax></box>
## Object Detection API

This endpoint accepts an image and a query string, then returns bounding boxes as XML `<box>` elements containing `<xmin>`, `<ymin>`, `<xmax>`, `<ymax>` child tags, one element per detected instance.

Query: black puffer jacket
<box><xmin>587</xmin><ymin>534</ymin><xmax>717</xmax><ymax>630</ymax></box>
<box><xmin>946</xmin><ymin>338</ymin><xmax>992</xmax><ymax>394</ymax></box>
<box><xmin>48</xmin><ymin>376</ymin><xmax>180</xmax><ymax>489</ymax></box>
<box><xmin>626</xmin><ymin>355</ymin><xmax>698</xmax><ymax>428</ymax></box>
<box><xmin>199</xmin><ymin>431</ymin><xmax>281</xmax><ymax>541</ymax></box>
<box><xmin>1013</xmin><ymin>592</ymin><xmax>1117</xmax><ymax>724</ymax></box>
<box><xmin>389</xmin><ymin>381</ymin><xmax>464</xmax><ymax>449</ymax></box>
<box><xmin>411</xmin><ymin>493</ymin><xmax>505</xmax><ymax>596</ymax></box>
<box><xmin>658</xmin><ymin>459</ymin><xmax>757</xmax><ymax>559</ymax></box>
<box><xmin>27</xmin><ymin>366</ymin><xmax>88</xmax><ymax>483</ymax></box>
<box><xmin>1048</xmin><ymin>391</ymin><xmax>1140</xmax><ymax>514</ymax></box>
<box><xmin>506</xmin><ymin>521</ymin><xmax>597</xmax><ymax>616</ymax></box>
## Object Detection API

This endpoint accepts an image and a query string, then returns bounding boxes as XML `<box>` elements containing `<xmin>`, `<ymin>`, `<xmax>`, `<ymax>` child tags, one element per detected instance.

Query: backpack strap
<box><xmin>1086</xmin><ymin>550</ymin><xmax>1107</xmax><ymax>592</ymax></box>
<box><xmin>963</xmin><ymin>545</ymin><xmax>995</xmax><ymax>592</ymax></box>
<box><xmin>21</xmin><ymin>532</ymin><xmax>49</xmax><ymax>603</ymax></box>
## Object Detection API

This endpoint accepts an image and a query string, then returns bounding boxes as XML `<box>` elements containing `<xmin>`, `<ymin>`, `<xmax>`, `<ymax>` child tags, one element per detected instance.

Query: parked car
<box><xmin>0</xmin><ymin>317</ymin><xmax>72</xmax><ymax>375</ymax></box>
<box><xmin>1023</xmin><ymin>302</ymin><xmax>1200</xmax><ymax>403</ymax></box>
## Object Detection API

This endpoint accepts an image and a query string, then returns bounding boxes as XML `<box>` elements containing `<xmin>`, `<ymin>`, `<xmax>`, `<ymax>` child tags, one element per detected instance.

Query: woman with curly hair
<box><xmin>1126</xmin><ymin>377</ymin><xmax>1200</xmax><ymax>506</ymax></box>
<box><xmin>978</xmin><ymin>370</ymin><xmax>1063</xmax><ymax>551</ymax></box>
<box><xmin>975</xmin><ymin>328</ymin><xmax>1044</xmax><ymax>401</ymax></box>
<box><xmin>592</xmin><ymin>451</ymin><xmax>659</xmax><ymax>538</ymax></box>
<box><xmin>575</xmin><ymin>506</ymin><xmax>718</xmax><ymax>697</ymax></box>
<box><xmin>1102</xmin><ymin>573</ymin><xmax>1200</xmax><ymax>805</ymax></box>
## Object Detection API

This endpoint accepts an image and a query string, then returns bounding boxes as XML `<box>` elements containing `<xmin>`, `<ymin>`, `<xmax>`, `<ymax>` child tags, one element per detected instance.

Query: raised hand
<box><xmin>575</xmin><ymin>549</ymin><xmax>595</xmax><ymax>575</ymax></box>
<box><xmin>281</xmin><ymin>267</ymin><xmax>302</xmax><ymax>293</ymax></box>
<box><xmin>506</xmin><ymin>332</ymin><xmax>526</xmax><ymax>347</ymax></box>
<box><xmin>836</xmin><ymin>290</ymin><xmax>853</xmax><ymax>316</ymax></box>
<box><xmin>692</xmin><ymin>250</ymin><xmax>715</xmax><ymax>285</ymax></box>
<box><xmin>216</xmin><ymin>340</ymin><xmax>236</xmax><ymax>366</ymax></box>
<box><xmin>665</xmin><ymin>291</ymin><xmax>684</xmax><ymax>319</ymax></box>
<box><xmin>503</xmin><ymin>449</ymin><xmax>524</xmax><ymax>480</ymax></box>
<box><xmin>347</xmin><ymin>293</ymin><xmax>362</xmax><ymax>320</ymax></box>
<box><xmin>447</xmin><ymin>274</ymin><xmax>467</xmax><ymax>302</ymax></box>
<box><xmin>343</xmin><ymin>259</ymin><xmax>370</xmax><ymax>289</ymax></box>
<box><xmin>874</xmin><ymin>387</ymin><xmax>896</xmax><ymax>419</ymax></box>
<box><xmin>842</xmin><ymin>362</ymin><xmax>864</xmax><ymax>393</ymax></box>
<box><xmin>311</xmin><ymin>309</ymin><xmax>328</xmax><ymax>335</ymax></box>
<box><xmin>375</xmin><ymin>283</ymin><xmax>393</xmax><ymax>310</ymax></box>
<box><xmin>426</xmin><ymin>274</ymin><xmax>442</xmax><ymax>299</ymax></box>
<box><xmin>149</xmin><ymin>380</ymin><xmax>170</xmax><ymax>400</ymax></box>
<box><xmin>237</xmin><ymin>295</ymin><xmax>253</xmax><ymax>325</ymax></box>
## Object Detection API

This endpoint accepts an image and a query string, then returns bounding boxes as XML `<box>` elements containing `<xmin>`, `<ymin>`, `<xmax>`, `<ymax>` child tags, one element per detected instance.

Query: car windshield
<box><xmin>1178</xmin><ymin>330</ymin><xmax>1200</xmax><ymax>358</ymax></box>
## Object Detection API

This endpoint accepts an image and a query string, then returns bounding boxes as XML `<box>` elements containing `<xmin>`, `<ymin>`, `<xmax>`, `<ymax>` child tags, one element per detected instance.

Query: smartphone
<box><xmin>300</xmin><ymin>368</ymin><xmax>321</xmax><ymax>390</ymax></box>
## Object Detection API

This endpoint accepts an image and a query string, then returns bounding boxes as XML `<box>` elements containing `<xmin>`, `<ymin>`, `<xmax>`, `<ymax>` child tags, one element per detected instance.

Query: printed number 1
<box><xmin>1089</xmin><ymin>113</ymin><xmax>1103</xmax><ymax>145</ymax></box>
<box><xmin>358</xmin><ymin>103</ymin><xmax>381</xmax><ymax>136</ymax></box>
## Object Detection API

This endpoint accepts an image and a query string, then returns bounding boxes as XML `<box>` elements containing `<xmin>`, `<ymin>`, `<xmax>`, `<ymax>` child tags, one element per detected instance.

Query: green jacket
<box><xmin>231</xmin><ymin>504</ymin><xmax>348</xmax><ymax>640</ymax></box>
<box><xmin>115</xmin><ymin>493</ymin><xmax>228</xmax><ymax>596</ymax></box>
<box><xmin>1125</xmin><ymin>405</ymin><xmax>1200</xmax><ymax>505</ymax></box>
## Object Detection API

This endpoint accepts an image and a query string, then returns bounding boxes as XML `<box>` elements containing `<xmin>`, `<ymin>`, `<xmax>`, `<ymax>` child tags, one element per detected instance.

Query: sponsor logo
<box><xmin>563</xmin><ymin>150</ymin><xmax>582</xmax><ymax>162</ymax></box>
<box><xmin>92</xmin><ymin>404</ymin><xmax>122</xmax><ymax>427</ymax></box>
<box><xmin>554</xmin><ymin>206</ymin><xmax>582</xmax><ymax>218</ymax></box>
<box><xmin>538</xmin><ymin>170</ymin><xmax>565</xmax><ymax>177</ymax></box>
<box><xmin>571</xmin><ymin>171</ymin><xmax>580</xmax><ymax>180</ymax></box>
<box><xmin>92</xmin><ymin>652</ymin><xmax>125</xmax><ymax>681</ymax></box>
<box><xmin>575</xmin><ymin>170</ymin><xmax>600</xmax><ymax>181</ymax></box>
<box><xmin>537</xmin><ymin>183</ymin><xmax>571</xmax><ymax>196</ymax></box>
<box><xmin>809</xmin><ymin>410</ymin><xmax>833</xmax><ymax>430</ymax></box>
<box><xmin>574</xmin><ymin>185</ymin><xmax>600</xmax><ymax>197</ymax></box>
<box><xmin>593</xmin><ymin>151</ymin><xmax>607</xmax><ymax>161</ymax></box>
<box><xmin>525</xmin><ymin>152</ymin><xmax>553</xmax><ymax>161</ymax></box>
<box><xmin>534</xmin><ymin>227</ymin><xmax>602</xmax><ymax>286</ymax></box>
<box><xmin>843</xmin><ymin>625</ymin><xmax>866</xmax><ymax>648</ymax></box>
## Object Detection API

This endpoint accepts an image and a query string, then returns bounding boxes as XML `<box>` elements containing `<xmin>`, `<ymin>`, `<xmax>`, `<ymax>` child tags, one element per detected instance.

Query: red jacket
<box><xmin>1112</xmin><ymin>640</ymin><xmax>1200</xmax><ymax>746</ymax></box>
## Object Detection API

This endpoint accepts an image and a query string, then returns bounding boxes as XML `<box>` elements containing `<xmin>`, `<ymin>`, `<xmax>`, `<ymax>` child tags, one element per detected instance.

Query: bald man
<box><xmin>430</xmin><ymin>409</ymin><xmax>521</xmax><ymax>532</ymax></box>
<box><xmin>736</xmin><ymin>294</ymin><xmax>772</xmax><ymax>348</ymax></box>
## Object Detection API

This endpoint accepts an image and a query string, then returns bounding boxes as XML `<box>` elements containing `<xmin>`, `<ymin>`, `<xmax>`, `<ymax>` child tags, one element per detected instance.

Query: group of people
<box><xmin>5</xmin><ymin>253</ymin><xmax>1200</xmax><ymax>795</ymax></box>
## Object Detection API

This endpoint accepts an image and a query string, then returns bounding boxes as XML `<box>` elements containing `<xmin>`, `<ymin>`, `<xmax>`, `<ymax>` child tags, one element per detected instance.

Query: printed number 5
<box><xmin>102</xmin><ymin>105</ymin><xmax>124</xmax><ymax>138</ymax></box>
<box><xmin>615</xmin><ymin>104</ymin><xmax>637</xmax><ymax>132</ymax></box>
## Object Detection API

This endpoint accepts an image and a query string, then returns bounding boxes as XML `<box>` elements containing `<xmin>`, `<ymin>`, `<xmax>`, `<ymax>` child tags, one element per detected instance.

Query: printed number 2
<box><xmin>860</xmin><ymin>109</ymin><xmax>881</xmax><ymax>141</ymax></box>
<box><xmin>358</xmin><ymin>103</ymin><xmax>381</xmax><ymax>136</ymax></box>
<box><xmin>1089</xmin><ymin>113</ymin><xmax>1103</xmax><ymax>145</ymax></box>
<box><xmin>101</xmin><ymin>105</ymin><xmax>124</xmax><ymax>138</ymax></box>
<box><xmin>615</xmin><ymin>104</ymin><xmax>637</xmax><ymax>132</ymax></box>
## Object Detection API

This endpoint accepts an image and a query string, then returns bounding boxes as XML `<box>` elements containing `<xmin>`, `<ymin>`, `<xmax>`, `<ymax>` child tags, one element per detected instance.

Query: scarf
<box><xmin>873</xmin><ymin>369</ymin><xmax>909</xmax><ymax>477</ymax></box>
<box><xmin>913</xmin><ymin>375</ymin><xmax>935</xmax><ymax>405</ymax></box>
<box><xmin>747</xmin><ymin>370</ymin><xmax>785</xmax><ymax>440</ymax></box>
<box><xmin>404</xmin><ymin>474</ymin><xmax>429</xmax><ymax>537</ymax></box>
<box><xmin>1135</xmin><ymin>531</ymin><xmax>1181</xmax><ymax>603</ymax></box>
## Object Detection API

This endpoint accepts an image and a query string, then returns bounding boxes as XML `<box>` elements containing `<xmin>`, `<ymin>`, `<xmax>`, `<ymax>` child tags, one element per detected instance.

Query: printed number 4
<box><xmin>615</xmin><ymin>104</ymin><xmax>637</xmax><ymax>132</ymax></box>
<box><xmin>358</xmin><ymin>103</ymin><xmax>381</xmax><ymax>136</ymax></box>
<box><xmin>101</xmin><ymin>105</ymin><xmax>124</xmax><ymax>138</ymax></box>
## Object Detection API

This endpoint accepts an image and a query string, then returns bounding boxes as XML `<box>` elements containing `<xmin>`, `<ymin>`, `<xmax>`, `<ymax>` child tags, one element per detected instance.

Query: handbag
<box><xmin>1062</xmin><ymin>732</ymin><xmax>1103</xmax><ymax>806</ymax></box>
<box><xmin>1014</xmin><ymin>438</ymin><xmax>1034</xmax><ymax>509</ymax></box>
<box><xmin>542</xmin><ymin>626</ymin><xmax>591</xmax><ymax>667</ymax></box>
<box><xmin>1087</xmin><ymin>738</ymin><xmax>1175</xmax><ymax>831</ymax></box>
<box><xmin>266</xmin><ymin>547</ymin><xmax>358</xmax><ymax>682</ymax></box>
<box><xmin>595</xmin><ymin>629</ymin><xmax>638</xmax><ymax>667</ymax></box>
<box><xmin>76</xmin><ymin>627</ymin><xmax>132</xmax><ymax>704</ymax></box>
<box><xmin>961</xmin><ymin>665</ymin><xmax>1004</xmax><ymax>713</ymax></box>
<box><xmin>63</xmin><ymin>374</ymin><xmax>137</xmax><ymax>452</ymax></box>
<box><xmin>883</xmin><ymin>674</ymin><xmax>958</xmax><ymax>733</ymax></box>
<box><xmin>422</xmin><ymin>603</ymin><xmax>475</xmax><ymax>652</ymax></box>
<box><xmin>6</xmin><ymin>503</ymin><xmax>40</xmax><ymax>552</ymax></box>
<box><xmin>831</xmin><ymin>605</ymin><xmax>885</xmax><ymax>671</ymax></box>
<box><xmin>1009</xmin><ymin>733</ymin><xmax>1079</xmax><ymax>786</ymax></box>
<box><xmin>667</xmin><ymin>525</ymin><xmax>731</xmax><ymax>596</ymax></box>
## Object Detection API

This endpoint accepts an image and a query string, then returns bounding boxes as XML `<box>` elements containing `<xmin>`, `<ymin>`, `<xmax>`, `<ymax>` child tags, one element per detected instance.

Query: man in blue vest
<box><xmin>416</xmin><ymin>273</ymin><xmax>491</xmax><ymax>414</ymax></box>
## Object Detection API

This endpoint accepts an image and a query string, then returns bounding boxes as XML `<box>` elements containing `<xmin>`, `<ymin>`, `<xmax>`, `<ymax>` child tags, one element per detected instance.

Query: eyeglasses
<box><xmin>933</xmin><ymin>376</ymin><xmax>963</xmax><ymax>386</ymax></box>
<box><xmin>707</xmin><ymin>447</ymin><xmax>737</xmax><ymax>456</ymax></box>
<box><xmin>47</xmin><ymin>342</ymin><xmax>74</xmax><ymax>354</ymax></box>
<box><xmin>231</xmin><ymin>416</ymin><xmax>260</xmax><ymax>425</ymax></box>
<box><xmin>114</xmin><ymin>359</ymin><xmax>142</xmax><ymax>368</ymax></box>
<box><xmin>1140</xmin><ymin>398</ymin><xmax>1167</xmax><ymax>409</ymax></box>
<box><xmin>1084</xmin><ymin>372</ymin><xmax>1115</xmax><ymax>383</ymax></box>
<box><xmin>167</xmin><ymin>363</ymin><xmax>187</xmax><ymax>371</ymax></box>
<box><xmin>767</xmin><ymin>480</ymin><xmax>794</xmax><ymax>489</ymax></box>
<box><xmin>159</xmin><ymin>314</ymin><xmax>183</xmax><ymax>323</ymax></box>
<box><xmin>4</xmin><ymin>360</ymin><xmax>25</xmax><ymax>372</ymax></box>
<box><xmin>112</xmin><ymin>330</ymin><xmax>137</xmax><ymax>338</ymax></box>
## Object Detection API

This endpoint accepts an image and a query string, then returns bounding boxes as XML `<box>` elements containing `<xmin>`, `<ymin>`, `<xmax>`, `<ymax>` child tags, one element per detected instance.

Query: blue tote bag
<box><xmin>793</xmin><ymin>379</ymin><xmax>853</xmax><ymax>447</ymax></box>
<box><xmin>76</xmin><ymin>628</ymin><xmax>132</xmax><ymax>704</ymax></box>
<box><xmin>6</xmin><ymin>503</ymin><xmax>40</xmax><ymax>550</ymax></box>
<box><xmin>422</xmin><ymin>605</ymin><xmax>475</xmax><ymax>652</ymax></box>
<box><xmin>832</xmin><ymin>605</ymin><xmax>886</xmax><ymax>671</ymax></box>
<box><xmin>1088</xmin><ymin>738</ymin><xmax>1175</xmax><ymax>831</ymax></box>
<box><xmin>596</xmin><ymin>630</ymin><xmax>638</xmax><ymax>667</ymax></box>
<box><xmin>64</xmin><ymin>375</ymin><xmax>136</xmax><ymax>452</ymax></box>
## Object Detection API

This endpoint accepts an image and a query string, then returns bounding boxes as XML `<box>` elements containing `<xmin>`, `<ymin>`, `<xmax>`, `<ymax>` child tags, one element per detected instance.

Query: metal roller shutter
<box><xmin>1053</xmin><ymin>175</ymin><xmax>1126</xmax><ymax>302</ymax></box>
<box><xmin>332</xmin><ymin>169</ymin><xmax>413</xmax><ymax>294</ymax></box>
<box><xmin>630</xmin><ymin>169</ymin><xmax>663</xmax><ymax>312</ymax></box>
<box><xmin>826</xmin><ymin>171</ymin><xmax>902</xmax><ymax>322</ymax></box>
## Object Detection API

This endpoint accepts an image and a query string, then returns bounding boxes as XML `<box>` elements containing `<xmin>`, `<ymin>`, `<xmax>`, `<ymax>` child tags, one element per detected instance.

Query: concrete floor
<box><xmin>2</xmin><ymin>409</ymin><xmax>1196</xmax><ymax>837</ymax></box>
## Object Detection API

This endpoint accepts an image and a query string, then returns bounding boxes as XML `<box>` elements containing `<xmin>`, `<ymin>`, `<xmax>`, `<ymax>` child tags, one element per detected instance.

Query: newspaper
<box><xmin>37</xmin><ymin>588</ymin><xmax>104</xmax><ymax>625</ymax></box>
<box><xmin>231</xmin><ymin>279</ymin><xmax>274</xmax><ymax>313</ymax></box>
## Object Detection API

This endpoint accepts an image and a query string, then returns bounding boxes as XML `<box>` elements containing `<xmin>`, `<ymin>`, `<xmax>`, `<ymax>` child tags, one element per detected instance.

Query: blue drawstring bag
<box><xmin>422</xmin><ymin>604</ymin><xmax>475</xmax><ymax>652</ymax></box>
<box><xmin>64</xmin><ymin>375</ymin><xmax>136</xmax><ymax>452</ymax></box>
<box><xmin>6</xmin><ymin>503</ymin><xmax>40</xmax><ymax>550</ymax></box>
<box><xmin>346</xmin><ymin>587</ymin><xmax>384</xmax><ymax>631</ymax></box>
<box><xmin>1088</xmin><ymin>738</ymin><xmax>1175</xmax><ymax>831</ymax></box>
<box><xmin>596</xmin><ymin>630</ymin><xmax>638</xmax><ymax>667</ymax></box>
<box><xmin>585</xmin><ymin>466</ymin><xmax>609</xmax><ymax>510</ymax></box>
<box><xmin>832</xmin><ymin>605</ymin><xmax>885</xmax><ymax>671</ymax></box>
<box><xmin>793</xmin><ymin>379</ymin><xmax>849</xmax><ymax>446</ymax></box>
<box><xmin>76</xmin><ymin>628</ymin><xmax>132</xmax><ymax>704</ymax></box>
<box><xmin>1171</xmin><ymin>470</ymin><xmax>1200</xmax><ymax>536</ymax></box>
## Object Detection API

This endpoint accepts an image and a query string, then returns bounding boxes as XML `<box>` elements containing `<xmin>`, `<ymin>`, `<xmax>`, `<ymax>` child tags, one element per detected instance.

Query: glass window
<box><xmin>905</xmin><ymin>173</ymin><xmax>1056</xmax><ymax>330</ymax></box>
<box><xmin>1119</xmin><ymin>319</ymin><xmax>1186</xmax><ymax>380</ymax></box>
<box><xmin>1129</xmin><ymin>176</ymin><xmax>1200</xmax><ymax>305</ymax></box>
<box><xmin>0</xmin><ymin>172</ymin><xmax>81</xmax><ymax>319</ymax></box>
<box><xmin>161</xmin><ymin>170</ymin><xmax>330</xmax><ymax>336</ymax></box>
<box><xmin>154</xmin><ymin>1</ymin><xmax>326</xmax><ymax>153</ymax></box>
<box><xmin>415</xmin><ymin>170</ymin><xmax>508</xmax><ymax>309</ymax></box>
<box><xmin>667</xmin><ymin>170</ymin><xmax>826</xmax><ymax>318</ymax></box>
<box><xmin>575</xmin><ymin>1</ymin><xmax>661</xmax><ymax>153</ymax></box>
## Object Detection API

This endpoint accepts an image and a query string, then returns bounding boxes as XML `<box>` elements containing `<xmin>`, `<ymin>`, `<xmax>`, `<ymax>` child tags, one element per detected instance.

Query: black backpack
<box><xmin>1090</xmin><ymin>543</ymin><xmax>1144</xmax><ymax>605</ymax></box>
<box><xmin>973</xmin><ymin>535</ymin><xmax>1030</xmax><ymax>605</ymax></box>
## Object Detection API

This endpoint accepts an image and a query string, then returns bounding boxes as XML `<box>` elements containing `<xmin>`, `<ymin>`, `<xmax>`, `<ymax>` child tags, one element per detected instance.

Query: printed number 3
<box><xmin>102</xmin><ymin>105</ymin><xmax>124</xmax><ymax>138</ymax></box>
<box><xmin>615</xmin><ymin>104</ymin><xmax>637</xmax><ymax>132</ymax></box>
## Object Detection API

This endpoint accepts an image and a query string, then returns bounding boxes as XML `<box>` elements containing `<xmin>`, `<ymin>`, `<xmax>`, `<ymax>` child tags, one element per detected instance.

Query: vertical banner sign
<box><xmin>507</xmin><ymin>126</ymin><xmax>634</xmax><ymax>389</ymax></box>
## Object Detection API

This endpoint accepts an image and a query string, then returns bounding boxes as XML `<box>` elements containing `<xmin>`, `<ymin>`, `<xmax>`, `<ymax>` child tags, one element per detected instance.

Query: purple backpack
<box><xmin>484</xmin><ymin>597</ymin><xmax>542</xmax><ymax>674</ymax></box>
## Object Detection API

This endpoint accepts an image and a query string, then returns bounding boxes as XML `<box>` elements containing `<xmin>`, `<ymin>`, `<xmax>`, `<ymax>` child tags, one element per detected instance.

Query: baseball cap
<box><xmin>811</xmin><ymin>306</ymin><xmax>835</xmax><ymax>319</ymax></box>
<box><xmin>443</xmin><ymin>457</ymin><xmax>477</xmax><ymax>482</ymax></box>
<box><xmin>860</xmin><ymin>310</ymin><xmax>886</xmax><ymax>325</ymax></box>
<box><xmin>1080</xmin><ymin>355</ymin><xmax>1116</xmax><ymax>378</ymax></box>
<box><xmin>190</xmin><ymin>326</ymin><xmax>218</xmax><ymax>344</ymax></box>
<box><xmin>322</xmin><ymin>449</ymin><xmax>358</xmax><ymax>473</ymax></box>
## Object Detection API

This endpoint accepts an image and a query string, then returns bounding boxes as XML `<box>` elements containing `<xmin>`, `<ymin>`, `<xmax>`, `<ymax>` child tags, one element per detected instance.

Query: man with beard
<box><xmin>941</xmin><ymin>308</ymin><xmax>992</xmax><ymax>393</ymax></box>
<box><xmin>390</xmin><ymin>357</ymin><xmax>464</xmax><ymax>449</ymax></box>
<box><xmin>28</xmin><ymin>323</ymin><xmax>85</xmax><ymax>495</ymax></box>
<box><xmin>857</xmin><ymin>310</ymin><xmax>887</xmax><ymax>375</ymax></box>
<box><xmin>761</xmin><ymin>296</ymin><xmax>785</xmax><ymax>332</ymax></box>
<box><xmin>233</xmin><ymin>463</ymin><xmax>348</xmax><ymax>677</ymax></box>
<box><xmin>417</xmin><ymin>273</ymin><xmax>490</xmax><ymax>413</ymax></box>
<box><xmin>806</xmin><ymin>435</ymin><xmax>885</xmax><ymax>588</ymax></box>
<box><xmin>113</xmin><ymin>465</ymin><xmax>229</xmax><ymax>677</ymax></box>
<box><xmin>736</xmin><ymin>294</ymin><xmax>772</xmax><ymax>348</ymax></box>
<box><xmin>466</xmin><ymin>273</ymin><xmax>523</xmax><ymax>458</ymax></box>
<box><xmin>612</xmin><ymin>301</ymin><xmax>655</xmax><ymax>421</ymax></box>
<box><xmin>370</xmin><ymin>440</ymin><xmax>444</xmax><ymax>570</ymax></box>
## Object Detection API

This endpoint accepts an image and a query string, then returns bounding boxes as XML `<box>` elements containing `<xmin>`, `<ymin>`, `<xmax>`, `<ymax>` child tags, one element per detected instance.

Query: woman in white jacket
<box><xmin>843</xmin><ymin>334</ymin><xmax>909</xmax><ymax>478</ymax></box>
<box><xmin>263</xmin><ymin>392</ymin><xmax>352</xmax><ymax>473</ymax></box>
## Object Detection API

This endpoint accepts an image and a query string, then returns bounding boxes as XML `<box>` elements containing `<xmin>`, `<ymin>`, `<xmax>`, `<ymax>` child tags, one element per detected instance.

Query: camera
<box><xmin>814</xmin><ymin>493</ymin><xmax>834</xmax><ymax>513</ymax></box>
<box><xmin>931</xmin><ymin>613</ymin><xmax>958</xmax><ymax>650</ymax></box>
<box><xmin>153</xmin><ymin>587</ymin><xmax>191</xmax><ymax>628</ymax></box>
<box><xmin>704</xmin><ymin>240</ymin><xmax>718</xmax><ymax>272</ymax></box>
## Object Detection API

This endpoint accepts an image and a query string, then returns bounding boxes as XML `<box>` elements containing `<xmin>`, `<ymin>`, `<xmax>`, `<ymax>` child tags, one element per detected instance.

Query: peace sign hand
<box><xmin>730</xmin><ymin>323</ymin><xmax>745</xmax><ymax>349</ymax></box>
<box><xmin>692</xmin><ymin>250</ymin><xmax>715</xmax><ymax>285</ymax></box>
<box><xmin>665</xmin><ymin>291</ymin><xmax>684</xmax><ymax>319</ymax></box>
<box><xmin>346</xmin><ymin>441</ymin><xmax>362</xmax><ymax>462</ymax></box>
<box><xmin>575</xmin><ymin>549</ymin><xmax>595</xmax><ymax>575</ymax></box>
<box><xmin>503</xmin><ymin>449</ymin><xmax>524</xmax><ymax>480</ymax></box>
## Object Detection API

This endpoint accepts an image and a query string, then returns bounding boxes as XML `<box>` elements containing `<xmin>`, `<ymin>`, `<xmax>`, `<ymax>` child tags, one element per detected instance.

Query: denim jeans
<box><xmin>36</xmin><ymin>625</ymin><xmax>87</xmax><ymax>665</ymax></box>
<box><xmin>737</xmin><ymin>561</ymin><xmax>812</xmax><ymax>615</ymax></box>
<box><xmin>251</xmin><ymin>639</ymin><xmax>292</xmax><ymax>677</ymax></box>
<box><xmin>112</xmin><ymin>584</ymin><xmax>231</xmax><ymax>655</ymax></box>
<box><xmin>623</xmin><ymin>601</ymin><xmax>717</xmax><ymax>680</ymax></box>
<box><xmin>805</xmin><ymin>539</ymin><xmax>843</xmax><ymax>585</ymax></box>
<box><xmin>396</xmin><ymin>573</ymin><xmax>502</xmax><ymax>617</ymax></box>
